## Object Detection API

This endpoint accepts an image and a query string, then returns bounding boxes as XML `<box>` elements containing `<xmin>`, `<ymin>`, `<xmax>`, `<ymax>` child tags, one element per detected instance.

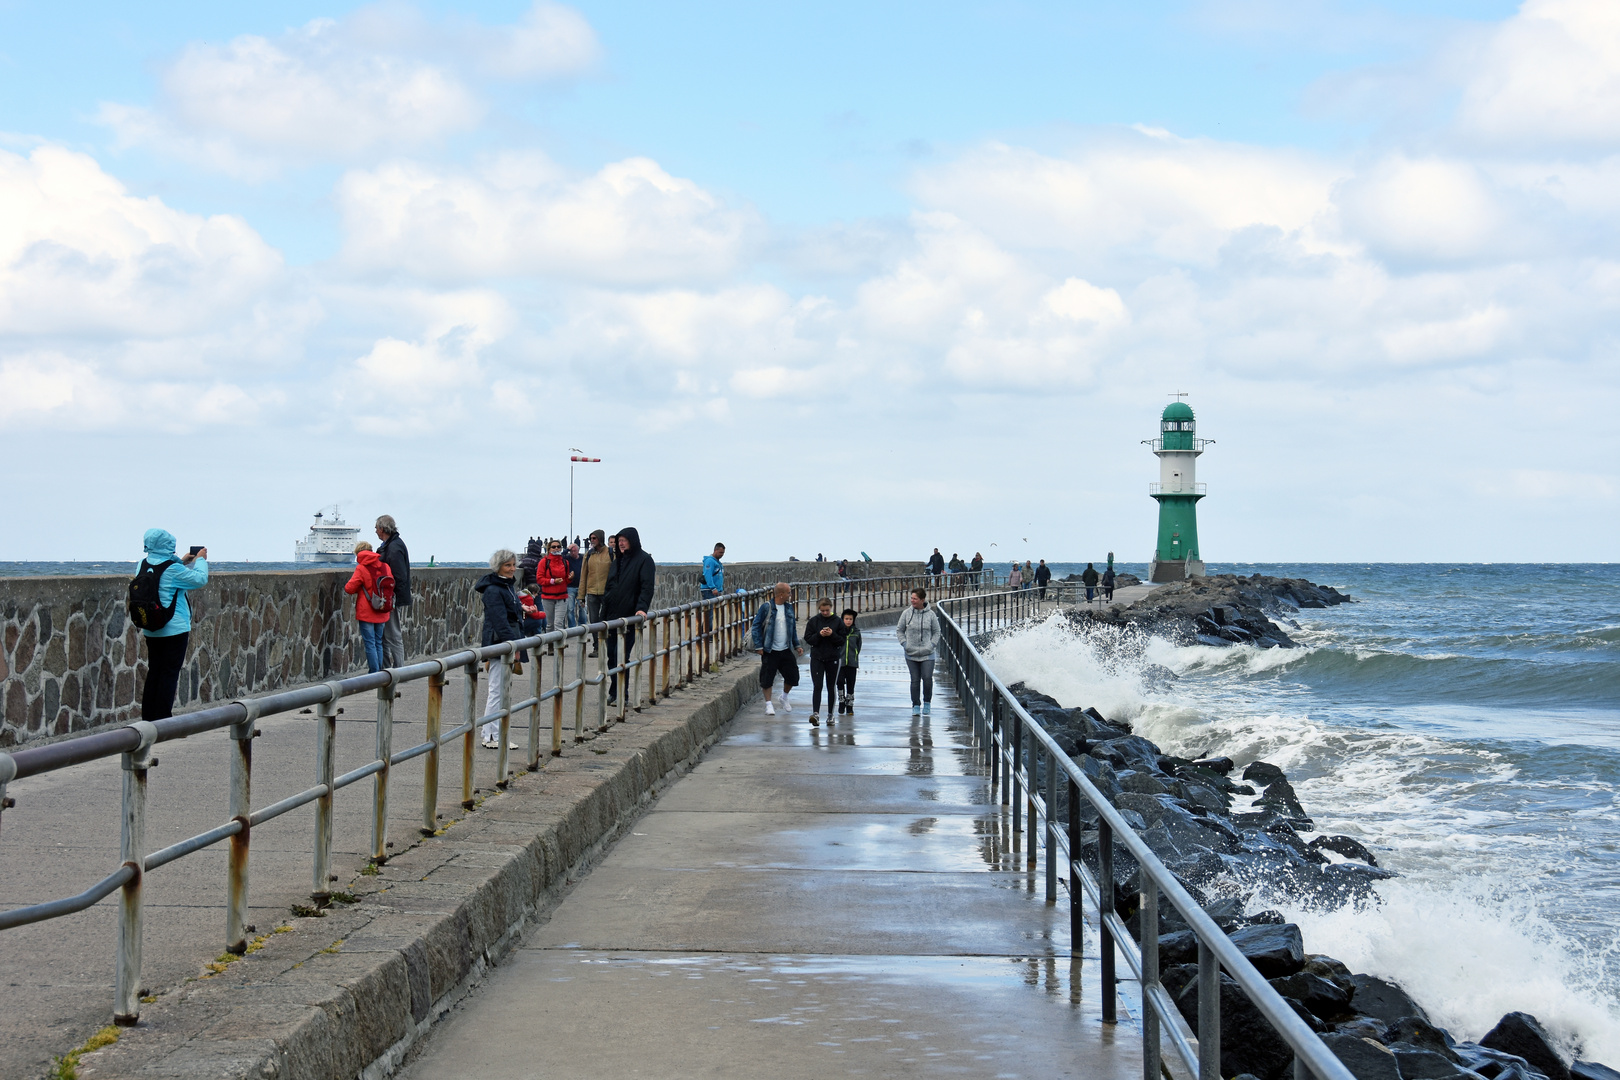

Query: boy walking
<box><xmin>836</xmin><ymin>608</ymin><xmax>862</xmax><ymax>713</ymax></box>
<box><xmin>803</xmin><ymin>597</ymin><xmax>845</xmax><ymax>726</ymax></box>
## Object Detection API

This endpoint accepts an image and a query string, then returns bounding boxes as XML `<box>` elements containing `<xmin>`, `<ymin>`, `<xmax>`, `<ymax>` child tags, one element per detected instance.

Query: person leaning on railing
<box><xmin>602</xmin><ymin>527</ymin><xmax>656</xmax><ymax>706</ymax></box>
<box><xmin>700</xmin><ymin>542</ymin><xmax>725</xmax><ymax>637</ymax></box>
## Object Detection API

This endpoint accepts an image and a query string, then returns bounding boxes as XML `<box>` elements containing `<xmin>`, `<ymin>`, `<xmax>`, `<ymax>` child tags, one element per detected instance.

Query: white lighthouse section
<box><xmin>1158</xmin><ymin>446</ymin><xmax>1199</xmax><ymax>492</ymax></box>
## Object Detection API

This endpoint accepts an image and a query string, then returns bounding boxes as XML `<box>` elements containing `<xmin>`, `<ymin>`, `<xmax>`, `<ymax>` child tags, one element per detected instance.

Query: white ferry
<box><xmin>295</xmin><ymin>507</ymin><xmax>361</xmax><ymax>564</ymax></box>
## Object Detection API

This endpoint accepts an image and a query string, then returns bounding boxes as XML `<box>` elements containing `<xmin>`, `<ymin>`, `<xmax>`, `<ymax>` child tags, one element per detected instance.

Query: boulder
<box><xmin>1572</xmin><ymin>1064</ymin><xmax>1620</xmax><ymax>1080</ymax></box>
<box><xmin>1114</xmin><ymin>792</ymin><xmax>1168</xmax><ymax>827</ymax></box>
<box><xmin>1384</xmin><ymin>1017</ymin><xmax>1461</xmax><ymax>1063</ymax></box>
<box><xmin>1192</xmin><ymin>756</ymin><xmax>1235</xmax><ymax>775</ymax></box>
<box><xmin>1169</xmin><ymin>969</ymin><xmax>1296</xmax><ymax>1080</ymax></box>
<box><xmin>1393</xmin><ymin>1048</ymin><xmax>1479</xmax><ymax>1080</ymax></box>
<box><xmin>1269</xmin><ymin>972</ymin><xmax>1350</xmax><ymax>1020</ymax></box>
<box><xmin>1321</xmin><ymin>1033</ymin><xmax>1402</xmax><ymax>1080</ymax></box>
<box><xmin>1257</xmin><ymin>778</ymin><xmax>1308</xmax><ymax>817</ymax></box>
<box><xmin>1309</xmin><ymin>834</ymin><xmax>1380</xmax><ymax>867</ymax></box>
<box><xmin>1243</xmin><ymin>761</ymin><xmax>1287</xmax><ymax>786</ymax></box>
<box><xmin>1121</xmin><ymin>770</ymin><xmax>1174</xmax><ymax>797</ymax></box>
<box><xmin>1094</xmin><ymin>735</ymin><xmax>1163</xmax><ymax>773</ymax></box>
<box><xmin>1228</xmin><ymin>922</ymin><xmax>1306</xmax><ymax>978</ymax></box>
<box><xmin>1480</xmin><ymin>1014</ymin><xmax>1569</xmax><ymax>1080</ymax></box>
<box><xmin>1347</xmin><ymin>974</ymin><xmax>1429</xmax><ymax>1025</ymax></box>
<box><xmin>1453</xmin><ymin>1044</ymin><xmax>1552</xmax><ymax>1080</ymax></box>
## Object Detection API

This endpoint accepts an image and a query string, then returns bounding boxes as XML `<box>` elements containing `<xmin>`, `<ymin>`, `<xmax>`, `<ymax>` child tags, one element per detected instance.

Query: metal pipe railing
<box><xmin>933</xmin><ymin>589</ymin><xmax>1354</xmax><ymax>1080</ymax></box>
<box><xmin>0</xmin><ymin>572</ymin><xmax>938</xmax><ymax>1028</ymax></box>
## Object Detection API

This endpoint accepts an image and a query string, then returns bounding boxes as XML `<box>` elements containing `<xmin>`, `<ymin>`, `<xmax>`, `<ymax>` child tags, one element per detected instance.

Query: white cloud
<box><xmin>1457</xmin><ymin>0</ymin><xmax>1620</xmax><ymax>149</ymax></box>
<box><xmin>101</xmin><ymin>3</ymin><xmax>599</xmax><ymax>173</ymax></box>
<box><xmin>337</xmin><ymin>155</ymin><xmax>757</xmax><ymax>284</ymax></box>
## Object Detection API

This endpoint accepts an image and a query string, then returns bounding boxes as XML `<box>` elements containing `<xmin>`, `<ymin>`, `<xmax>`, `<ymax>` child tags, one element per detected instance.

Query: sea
<box><xmin>985</xmin><ymin>562</ymin><xmax>1620</xmax><ymax>1063</ymax></box>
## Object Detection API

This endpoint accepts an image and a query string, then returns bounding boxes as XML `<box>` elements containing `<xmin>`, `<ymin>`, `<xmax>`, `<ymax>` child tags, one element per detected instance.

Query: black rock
<box><xmin>1480</xmin><ymin>1013</ymin><xmax>1569</xmax><ymax>1080</ymax></box>
<box><xmin>1229</xmin><ymin>922</ymin><xmax>1306</xmax><ymax>978</ymax></box>
<box><xmin>1249</xmin><ymin>909</ymin><xmax>1288</xmax><ymax>926</ymax></box>
<box><xmin>1304</xmin><ymin>954</ymin><xmax>1352</xmax><ymax>978</ymax></box>
<box><xmin>1270</xmin><ymin>972</ymin><xmax>1351</xmax><ymax>1020</ymax></box>
<box><xmin>1393</xmin><ymin>1048</ymin><xmax>1478</xmax><ymax>1080</ymax></box>
<box><xmin>1171</xmin><ymin>970</ymin><xmax>1296</xmax><ymax>1080</ymax></box>
<box><xmin>1454</xmin><ymin>1043</ymin><xmax>1552</xmax><ymax>1080</ymax></box>
<box><xmin>1347</xmin><ymin>974</ymin><xmax>1429</xmax><ymax>1025</ymax></box>
<box><xmin>1572</xmin><ymin>1064</ymin><xmax>1620</xmax><ymax>1080</ymax></box>
<box><xmin>1192</xmin><ymin>756</ymin><xmax>1235</xmax><ymax>775</ymax></box>
<box><xmin>1257</xmin><ymin>778</ymin><xmax>1309</xmax><ymax>817</ymax></box>
<box><xmin>1384</xmin><ymin>1018</ymin><xmax>1461</xmax><ymax>1063</ymax></box>
<box><xmin>1094</xmin><ymin>735</ymin><xmax>1163</xmax><ymax>773</ymax></box>
<box><xmin>1157</xmin><ymin>929</ymin><xmax>1200</xmax><ymax>967</ymax></box>
<box><xmin>1244</xmin><ymin>761</ymin><xmax>1287</xmax><ymax>786</ymax></box>
<box><xmin>1309</xmin><ymin>834</ymin><xmax>1380</xmax><ymax>867</ymax></box>
<box><xmin>1322</xmin><ymin>1033</ymin><xmax>1402</xmax><ymax>1080</ymax></box>
<box><xmin>1121</xmin><ymin>770</ymin><xmax>1174</xmax><ymax>796</ymax></box>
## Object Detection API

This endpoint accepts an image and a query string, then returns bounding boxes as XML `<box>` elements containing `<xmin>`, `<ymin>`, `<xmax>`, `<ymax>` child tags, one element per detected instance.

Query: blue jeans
<box><xmin>566</xmin><ymin>587</ymin><xmax>580</xmax><ymax>627</ymax></box>
<box><xmin>359</xmin><ymin>621</ymin><xmax>386</xmax><ymax>673</ymax></box>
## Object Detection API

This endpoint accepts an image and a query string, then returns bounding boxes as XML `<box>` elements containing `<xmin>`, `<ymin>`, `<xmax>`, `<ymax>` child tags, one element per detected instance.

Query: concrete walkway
<box><xmin>401</xmin><ymin>633</ymin><xmax>1142</xmax><ymax>1079</ymax></box>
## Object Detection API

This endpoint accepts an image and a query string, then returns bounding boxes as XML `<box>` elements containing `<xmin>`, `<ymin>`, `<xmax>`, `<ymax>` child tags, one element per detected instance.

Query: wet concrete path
<box><xmin>402</xmin><ymin>632</ymin><xmax>1141</xmax><ymax>1079</ymax></box>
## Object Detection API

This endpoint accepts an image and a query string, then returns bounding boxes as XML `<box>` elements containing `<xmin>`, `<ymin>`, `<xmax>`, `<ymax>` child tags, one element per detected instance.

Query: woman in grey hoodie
<box><xmin>895</xmin><ymin>588</ymin><xmax>941</xmax><ymax>715</ymax></box>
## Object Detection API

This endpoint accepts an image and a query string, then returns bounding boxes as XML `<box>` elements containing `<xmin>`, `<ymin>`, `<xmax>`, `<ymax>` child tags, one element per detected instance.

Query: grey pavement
<box><xmin>0</xmin><ymin>648</ymin><xmax>618</xmax><ymax>1079</ymax></box>
<box><xmin>401</xmin><ymin>633</ymin><xmax>1143</xmax><ymax>1079</ymax></box>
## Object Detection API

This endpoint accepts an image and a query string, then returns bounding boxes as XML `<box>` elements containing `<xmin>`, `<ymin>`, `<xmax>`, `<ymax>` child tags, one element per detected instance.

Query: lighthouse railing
<box><xmin>933</xmin><ymin>588</ymin><xmax>1357</xmax><ymax>1080</ymax></box>
<box><xmin>1148</xmin><ymin>482</ymin><xmax>1207</xmax><ymax>496</ymax></box>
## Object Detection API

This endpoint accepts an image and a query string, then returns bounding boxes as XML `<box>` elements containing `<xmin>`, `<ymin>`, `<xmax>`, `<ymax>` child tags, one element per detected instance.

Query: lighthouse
<box><xmin>1145</xmin><ymin>399</ymin><xmax>1211</xmax><ymax>583</ymax></box>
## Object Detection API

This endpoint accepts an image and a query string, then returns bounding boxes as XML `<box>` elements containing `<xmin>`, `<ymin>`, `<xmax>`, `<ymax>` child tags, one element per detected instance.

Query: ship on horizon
<box><xmin>294</xmin><ymin>507</ymin><xmax>360</xmax><ymax>564</ymax></box>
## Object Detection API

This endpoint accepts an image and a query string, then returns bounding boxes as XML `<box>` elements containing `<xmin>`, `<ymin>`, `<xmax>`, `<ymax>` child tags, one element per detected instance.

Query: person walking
<box><xmin>374</xmin><ymin>515</ymin><xmax>411</xmax><ymax>668</ymax></box>
<box><xmin>582</xmin><ymin>529</ymin><xmax>612</xmax><ymax>655</ymax></box>
<box><xmin>564</xmin><ymin>542</ymin><xmax>583</xmax><ymax>627</ymax></box>
<box><xmin>131</xmin><ymin>528</ymin><xmax>208</xmax><ymax>722</ymax></box>
<box><xmin>475</xmin><ymin>549</ymin><xmax>522</xmax><ymax>748</ymax></box>
<box><xmin>1008</xmin><ymin>563</ymin><xmax>1023</xmax><ymax>590</ymax></box>
<box><xmin>1081</xmin><ymin>562</ymin><xmax>1100</xmax><ymax>601</ymax></box>
<box><xmin>1022</xmin><ymin>560</ymin><xmax>1035</xmax><ymax>591</ymax></box>
<box><xmin>803</xmin><ymin>596</ymin><xmax>845</xmax><ymax>726</ymax></box>
<box><xmin>751</xmin><ymin>582</ymin><xmax>802</xmax><ymax>716</ymax></box>
<box><xmin>1034</xmin><ymin>559</ymin><xmax>1052</xmax><ymax>600</ymax></box>
<box><xmin>700</xmin><ymin>542</ymin><xmax>725</xmax><ymax>637</ymax></box>
<box><xmin>1101</xmin><ymin>564</ymin><xmax>1116</xmax><ymax>601</ymax></box>
<box><xmin>927</xmin><ymin>548</ymin><xmax>945</xmax><ymax>584</ymax></box>
<box><xmin>836</xmin><ymin>608</ymin><xmax>862</xmax><ymax>713</ymax></box>
<box><xmin>896</xmin><ymin>588</ymin><xmax>941</xmax><ymax>715</ymax></box>
<box><xmin>344</xmin><ymin>541</ymin><xmax>395</xmax><ymax>674</ymax></box>
<box><xmin>602</xmin><ymin>527</ymin><xmax>656</xmax><ymax>706</ymax></box>
<box><xmin>537</xmin><ymin>538</ymin><xmax>572</xmax><ymax>646</ymax></box>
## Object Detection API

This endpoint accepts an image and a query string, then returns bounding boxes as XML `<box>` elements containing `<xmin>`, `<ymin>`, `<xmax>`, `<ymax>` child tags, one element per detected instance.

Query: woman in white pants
<box><xmin>475</xmin><ymin>549</ymin><xmax>523</xmax><ymax>748</ymax></box>
<box><xmin>896</xmin><ymin>587</ymin><xmax>941</xmax><ymax>715</ymax></box>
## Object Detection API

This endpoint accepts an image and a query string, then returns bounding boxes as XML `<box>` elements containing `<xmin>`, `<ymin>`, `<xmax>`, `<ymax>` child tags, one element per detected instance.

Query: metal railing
<box><xmin>933</xmin><ymin>589</ymin><xmax>1354</xmax><ymax>1080</ymax></box>
<box><xmin>0</xmin><ymin>573</ymin><xmax>935</xmax><ymax>1028</ymax></box>
<box><xmin>1142</xmin><ymin>437</ymin><xmax>1213</xmax><ymax>453</ymax></box>
<box><xmin>1148</xmin><ymin>482</ymin><xmax>1207</xmax><ymax>496</ymax></box>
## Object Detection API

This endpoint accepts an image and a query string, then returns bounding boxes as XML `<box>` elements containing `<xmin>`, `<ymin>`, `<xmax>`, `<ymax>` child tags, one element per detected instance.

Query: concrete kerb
<box><xmin>75</xmin><ymin>654</ymin><xmax>769</xmax><ymax>1080</ymax></box>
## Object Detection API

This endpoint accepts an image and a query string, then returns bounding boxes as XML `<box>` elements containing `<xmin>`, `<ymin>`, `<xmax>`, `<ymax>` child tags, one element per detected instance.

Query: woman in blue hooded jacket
<box><xmin>137</xmin><ymin>528</ymin><xmax>208</xmax><ymax>720</ymax></box>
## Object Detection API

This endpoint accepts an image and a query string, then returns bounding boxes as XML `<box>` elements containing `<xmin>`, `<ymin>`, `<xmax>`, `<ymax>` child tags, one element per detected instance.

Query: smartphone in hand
<box><xmin>188</xmin><ymin>546</ymin><xmax>204</xmax><ymax>556</ymax></box>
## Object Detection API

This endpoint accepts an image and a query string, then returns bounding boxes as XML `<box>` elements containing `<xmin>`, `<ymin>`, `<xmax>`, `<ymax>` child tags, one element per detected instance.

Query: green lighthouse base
<box><xmin>1148</xmin><ymin>557</ymin><xmax>1206</xmax><ymax>583</ymax></box>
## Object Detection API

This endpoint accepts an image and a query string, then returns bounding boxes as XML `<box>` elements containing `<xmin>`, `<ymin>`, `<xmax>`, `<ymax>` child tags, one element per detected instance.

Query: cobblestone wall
<box><xmin>0</xmin><ymin>561</ymin><xmax>922</xmax><ymax>747</ymax></box>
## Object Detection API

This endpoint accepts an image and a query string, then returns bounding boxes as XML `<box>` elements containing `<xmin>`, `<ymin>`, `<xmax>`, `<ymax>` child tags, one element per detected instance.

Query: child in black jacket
<box><xmin>837</xmin><ymin>609</ymin><xmax>862</xmax><ymax>713</ymax></box>
<box><xmin>802</xmin><ymin>597</ymin><xmax>846</xmax><ymax>725</ymax></box>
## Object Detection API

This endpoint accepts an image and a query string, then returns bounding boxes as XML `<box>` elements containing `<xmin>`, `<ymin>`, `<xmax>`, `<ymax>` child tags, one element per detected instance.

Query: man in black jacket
<box><xmin>602</xmin><ymin>526</ymin><xmax>656</xmax><ymax>705</ymax></box>
<box><xmin>375</xmin><ymin>515</ymin><xmax>412</xmax><ymax>668</ymax></box>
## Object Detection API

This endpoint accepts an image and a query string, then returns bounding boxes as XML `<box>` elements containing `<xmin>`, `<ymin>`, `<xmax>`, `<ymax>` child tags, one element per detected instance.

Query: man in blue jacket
<box><xmin>751</xmin><ymin>582</ymin><xmax>802</xmax><ymax>716</ymax></box>
<box><xmin>137</xmin><ymin>528</ymin><xmax>209</xmax><ymax>720</ymax></box>
<box><xmin>700</xmin><ymin>542</ymin><xmax>725</xmax><ymax>638</ymax></box>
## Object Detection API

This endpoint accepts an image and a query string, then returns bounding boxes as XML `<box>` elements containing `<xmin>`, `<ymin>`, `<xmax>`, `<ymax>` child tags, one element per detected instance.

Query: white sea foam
<box><xmin>982</xmin><ymin>615</ymin><xmax>1620</xmax><ymax>1064</ymax></box>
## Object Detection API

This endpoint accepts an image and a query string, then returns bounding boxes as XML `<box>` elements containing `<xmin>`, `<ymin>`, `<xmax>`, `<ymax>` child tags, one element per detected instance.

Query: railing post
<box><xmin>494</xmin><ymin>653</ymin><xmax>511</xmax><ymax>789</ymax></box>
<box><xmin>372</xmin><ymin>677</ymin><xmax>393</xmax><ymax>862</ymax></box>
<box><xmin>1027</xmin><ymin>729</ymin><xmax>1039</xmax><ymax>870</ymax></box>
<box><xmin>571</xmin><ymin>631</ymin><xmax>585</xmax><ymax>748</ymax></box>
<box><xmin>462</xmin><ymin>660</ymin><xmax>477</xmax><ymax>810</ymax></box>
<box><xmin>314</xmin><ymin>688</ymin><xmax>338</xmax><ymax>896</ymax></box>
<box><xmin>1099</xmin><ymin>818</ymin><xmax>1117</xmax><ymax>1023</ymax></box>
<box><xmin>225</xmin><ymin>703</ymin><xmax>255</xmax><ymax>954</ymax></box>
<box><xmin>422</xmin><ymin>672</ymin><xmax>442</xmax><ymax>834</ymax></box>
<box><xmin>552</xmin><ymin>636</ymin><xmax>566</xmax><ymax>752</ymax></box>
<box><xmin>1068</xmin><ymin>775</ymin><xmax>1082</xmax><ymax>956</ymax></box>
<box><xmin>1010</xmin><ymin>711</ymin><xmax>1023</xmax><ymax>844</ymax></box>
<box><xmin>114</xmin><ymin>719</ymin><xmax>157</xmax><ymax>1025</ymax></box>
<box><xmin>661</xmin><ymin>613</ymin><xmax>672</xmax><ymax>698</ymax></box>
<box><xmin>528</xmin><ymin>641</ymin><xmax>543</xmax><ymax>771</ymax></box>
<box><xmin>1198</xmin><ymin>938</ymin><xmax>1221</xmax><ymax>1080</ymax></box>
<box><xmin>1045</xmin><ymin>746</ymin><xmax>1058</xmax><ymax>901</ymax></box>
<box><xmin>1142</xmin><ymin>880</ymin><xmax>1162</xmax><ymax>1080</ymax></box>
<box><xmin>990</xmin><ymin>689</ymin><xmax>1001</xmax><ymax>789</ymax></box>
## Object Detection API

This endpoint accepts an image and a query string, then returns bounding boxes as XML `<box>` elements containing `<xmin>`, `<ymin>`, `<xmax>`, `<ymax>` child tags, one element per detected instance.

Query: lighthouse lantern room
<box><xmin>1145</xmin><ymin>399</ymin><xmax>1211</xmax><ymax>583</ymax></box>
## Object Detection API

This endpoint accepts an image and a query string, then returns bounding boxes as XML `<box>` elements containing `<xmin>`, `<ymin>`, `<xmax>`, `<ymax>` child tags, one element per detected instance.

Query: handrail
<box><xmin>933</xmin><ymin>589</ymin><xmax>1354</xmax><ymax>1080</ymax></box>
<box><xmin>0</xmin><ymin>570</ymin><xmax>941</xmax><ymax>1028</ymax></box>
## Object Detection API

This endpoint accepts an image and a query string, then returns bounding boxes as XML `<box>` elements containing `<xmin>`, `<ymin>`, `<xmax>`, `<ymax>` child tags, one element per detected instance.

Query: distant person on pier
<box><xmin>344</xmin><ymin>541</ymin><xmax>395</xmax><ymax>674</ymax></box>
<box><xmin>1034</xmin><ymin>559</ymin><xmax>1052</xmax><ymax>599</ymax></box>
<box><xmin>803</xmin><ymin>596</ymin><xmax>846</xmax><ymax>726</ymax></box>
<box><xmin>537</xmin><ymin>539</ymin><xmax>572</xmax><ymax>649</ymax></box>
<box><xmin>897</xmin><ymin>588</ymin><xmax>941</xmax><ymax>716</ymax></box>
<box><xmin>131</xmin><ymin>528</ymin><xmax>208</xmax><ymax>722</ymax></box>
<box><xmin>1007</xmin><ymin>563</ymin><xmax>1022</xmax><ymax>589</ymax></box>
<box><xmin>565</xmin><ymin>542</ymin><xmax>583</xmax><ymax>627</ymax></box>
<box><xmin>837</xmin><ymin>608</ymin><xmax>862</xmax><ymax>713</ymax></box>
<box><xmin>374</xmin><ymin>515</ymin><xmax>411</xmax><ymax>668</ymax></box>
<box><xmin>582</xmin><ymin>530</ymin><xmax>612</xmax><ymax>655</ymax></box>
<box><xmin>1101</xmin><ymin>565</ymin><xmax>1116</xmax><ymax>601</ymax></box>
<box><xmin>602</xmin><ymin>527</ymin><xmax>656</xmax><ymax>706</ymax></box>
<box><xmin>836</xmin><ymin>558</ymin><xmax>849</xmax><ymax>579</ymax></box>
<box><xmin>970</xmin><ymin>552</ymin><xmax>984</xmax><ymax>587</ymax></box>
<box><xmin>927</xmin><ymin>548</ymin><xmax>945</xmax><ymax>583</ymax></box>
<box><xmin>475</xmin><ymin>550</ymin><xmax>522</xmax><ymax>748</ymax></box>
<box><xmin>752</xmin><ymin>582</ymin><xmax>802</xmax><ymax>716</ymax></box>
<box><xmin>700</xmin><ymin>542</ymin><xmax>725</xmax><ymax>637</ymax></box>
<box><xmin>1081</xmin><ymin>562</ymin><xmax>1100</xmax><ymax>601</ymax></box>
<box><xmin>1022</xmin><ymin>560</ymin><xmax>1035</xmax><ymax>590</ymax></box>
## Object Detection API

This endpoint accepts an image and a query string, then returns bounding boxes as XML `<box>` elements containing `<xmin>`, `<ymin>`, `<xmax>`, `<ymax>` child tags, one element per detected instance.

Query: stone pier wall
<box><xmin>0</xmin><ymin>560</ymin><xmax>923</xmax><ymax>747</ymax></box>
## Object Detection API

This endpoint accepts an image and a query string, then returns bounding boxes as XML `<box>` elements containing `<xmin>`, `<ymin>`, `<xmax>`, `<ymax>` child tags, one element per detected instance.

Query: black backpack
<box><xmin>128</xmin><ymin>560</ymin><xmax>179</xmax><ymax>631</ymax></box>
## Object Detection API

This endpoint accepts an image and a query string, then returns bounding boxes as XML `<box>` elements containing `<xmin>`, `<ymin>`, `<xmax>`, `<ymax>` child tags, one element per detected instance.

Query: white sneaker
<box><xmin>779</xmin><ymin>695</ymin><xmax>792</xmax><ymax>713</ymax></box>
<box><xmin>482</xmin><ymin>738</ymin><xmax>498</xmax><ymax>749</ymax></box>
<box><xmin>764</xmin><ymin>700</ymin><xmax>776</xmax><ymax>716</ymax></box>
<box><xmin>509</xmin><ymin>742</ymin><xmax>519</xmax><ymax>750</ymax></box>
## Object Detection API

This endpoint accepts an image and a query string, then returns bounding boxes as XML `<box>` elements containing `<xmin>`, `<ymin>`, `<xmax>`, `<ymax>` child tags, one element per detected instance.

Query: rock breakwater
<box><xmin>1077</xmin><ymin>572</ymin><xmax>1352</xmax><ymax>648</ymax></box>
<box><xmin>1005</xmin><ymin>679</ymin><xmax>1613</xmax><ymax>1080</ymax></box>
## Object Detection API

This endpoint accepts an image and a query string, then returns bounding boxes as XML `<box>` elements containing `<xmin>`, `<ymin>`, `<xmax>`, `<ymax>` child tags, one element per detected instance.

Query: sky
<box><xmin>2</xmin><ymin>0</ymin><xmax>1616</xmax><ymax>564</ymax></box>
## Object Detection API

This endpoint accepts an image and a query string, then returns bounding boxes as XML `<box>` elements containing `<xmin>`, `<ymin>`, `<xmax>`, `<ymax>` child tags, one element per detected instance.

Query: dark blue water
<box><xmin>985</xmin><ymin>564</ymin><xmax>1620</xmax><ymax>1060</ymax></box>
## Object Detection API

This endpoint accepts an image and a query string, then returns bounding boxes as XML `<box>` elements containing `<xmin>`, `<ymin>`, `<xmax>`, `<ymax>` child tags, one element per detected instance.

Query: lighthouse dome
<box><xmin>1162</xmin><ymin>401</ymin><xmax>1194</xmax><ymax>422</ymax></box>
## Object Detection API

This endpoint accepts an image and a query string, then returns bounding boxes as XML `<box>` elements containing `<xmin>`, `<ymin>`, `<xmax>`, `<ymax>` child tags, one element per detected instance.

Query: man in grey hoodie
<box><xmin>895</xmin><ymin>587</ymin><xmax>941</xmax><ymax>715</ymax></box>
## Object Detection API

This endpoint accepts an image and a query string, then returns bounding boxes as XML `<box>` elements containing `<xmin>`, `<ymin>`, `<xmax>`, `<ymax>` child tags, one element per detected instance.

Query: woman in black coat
<box><xmin>475</xmin><ymin>549</ymin><xmax>522</xmax><ymax>747</ymax></box>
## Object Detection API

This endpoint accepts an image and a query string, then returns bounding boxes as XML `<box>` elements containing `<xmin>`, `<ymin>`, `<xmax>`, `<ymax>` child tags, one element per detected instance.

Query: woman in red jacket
<box><xmin>536</xmin><ymin>538</ymin><xmax>572</xmax><ymax>649</ymax></box>
<box><xmin>345</xmin><ymin>541</ymin><xmax>395</xmax><ymax>673</ymax></box>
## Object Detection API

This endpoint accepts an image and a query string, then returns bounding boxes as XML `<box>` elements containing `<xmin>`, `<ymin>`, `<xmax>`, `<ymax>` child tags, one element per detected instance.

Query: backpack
<box><xmin>364</xmin><ymin>566</ymin><xmax>396</xmax><ymax>614</ymax></box>
<box><xmin>128</xmin><ymin>560</ymin><xmax>179</xmax><ymax>631</ymax></box>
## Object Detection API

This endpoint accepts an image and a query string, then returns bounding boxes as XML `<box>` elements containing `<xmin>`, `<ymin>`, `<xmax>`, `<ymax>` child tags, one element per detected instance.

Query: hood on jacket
<box><xmin>357</xmin><ymin>549</ymin><xmax>384</xmax><ymax>581</ymax></box>
<box><xmin>474</xmin><ymin>572</ymin><xmax>513</xmax><ymax>593</ymax></box>
<box><xmin>143</xmin><ymin>528</ymin><xmax>177</xmax><ymax>560</ymax></box>
<box><xmin>617</xmin><ymin>527</ymin><xmax>642</xmax><ymax>555</ymax></box>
